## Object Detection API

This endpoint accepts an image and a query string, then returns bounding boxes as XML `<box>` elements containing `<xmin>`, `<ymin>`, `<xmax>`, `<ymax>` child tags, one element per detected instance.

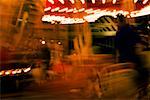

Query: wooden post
<box><xmin>15</xmin><ymin>11</ymin><xmax>28</xmax><ymax>47</ymax></box>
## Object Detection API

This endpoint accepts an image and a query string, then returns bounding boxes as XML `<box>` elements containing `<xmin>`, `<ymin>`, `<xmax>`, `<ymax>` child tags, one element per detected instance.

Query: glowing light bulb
<box><xmin>12</xmin><ymin>70</ymin><xmax>17</xmax><ymax>74</ymax></box>
<box><xmin>78</xmin><ymin>8</ymin><xmax>85</xmax><ymax>12</ymax></box>
<box><xmin>23</xmin><ymin>67</ymin><xmax>31</xmax><ymax>73</ymax></box>
<box><xmin>44</xmin><ymin>7</ymin><xmax>51</xmax><ymax>11</ymax></box>
<box><xmin>113</xmin><ymin>0</ymin><xmax>116</xmax><ymax>4</ymax></box>
<box><xmin>143</xmin><ymin>0</ymin><xmax>148</xmax><ymax>4</ymax></box>
<box><xmin>134</xmin><ymin>0</ymin><xmax>138</xmax><ymax>3</ymax></box>
<box><xmin>59</xmin><ymin>8</ymin><xmax>68</xmax><ymax>12</ymax></box>
<box><xmin>102</xmin><ymin>0</ymin><xmax>106</xmax><ymax>4</ymax></box>
<box><xmin>41</xmin><ymin>40</ymin><xmax>46</xmax><ymax>44</ymax></box>
<box><xmin>80</xmin><ymin>0</ymin><xmax>85</xmax><ymax>4</ymax></box>
<box><xmin>5</xmin><ymin>71</ymin><xmax>11</xmax><ymax>75</ymax></box>
<box><xmin>0</xmin><ymin>71</ymin><xmax>4</xmax><ymax>76</ymax></box>
<box><xmin>92</xmin><ymin>0</ymin><xmax>95</xmax><ymax>4</ymax></box>
<box><xmin>70</xmin><ymin>0</ymin><xmax>75</xmax><ymax>4</ymax></box>
<box><xmin>48</xmin><ymin>0</ymin><xmax>54</xmax><ymax>4</ymax></box>
<box><xmin>59</xmin><ymin>0</ymin><xmax>64</xmax><ymax>4</ymax></box>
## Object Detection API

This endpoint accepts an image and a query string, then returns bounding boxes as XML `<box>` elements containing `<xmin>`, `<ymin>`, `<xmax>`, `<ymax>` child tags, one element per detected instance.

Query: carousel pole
<box><xmin>121</xmin><ymin>0</ymin><xmax>135</xmax><ymax>23</ymax></box>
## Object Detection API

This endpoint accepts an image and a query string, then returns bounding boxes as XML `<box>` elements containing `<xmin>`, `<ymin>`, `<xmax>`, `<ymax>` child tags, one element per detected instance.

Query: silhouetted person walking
<box><xmin>115</xmin><ymin>14</ymin><xmax>149</xmax><ymax>99</ymax></box>
<box><xmin>39</xmin><ymin>42</ymin><xmax>51</xmax><ymax>80</ymax></box>
<box><xmin>32</xmin><ymin>42</ymin><xmax>51</xmax><ymax>85</ymax></box>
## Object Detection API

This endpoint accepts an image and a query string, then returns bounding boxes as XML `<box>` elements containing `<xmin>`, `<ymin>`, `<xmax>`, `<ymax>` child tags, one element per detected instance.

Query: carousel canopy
<box><xmin>42</xmin><ymin>0</ymin><xmax>150</xmax><ymax>24</ymax></box>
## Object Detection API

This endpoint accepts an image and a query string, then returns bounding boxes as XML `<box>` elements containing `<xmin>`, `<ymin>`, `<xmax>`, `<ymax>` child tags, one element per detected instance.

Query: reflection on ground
<box><xmin>1</xmin><ymin>54</ymin><xmax>150</xmax><ymax>100</ymax></box>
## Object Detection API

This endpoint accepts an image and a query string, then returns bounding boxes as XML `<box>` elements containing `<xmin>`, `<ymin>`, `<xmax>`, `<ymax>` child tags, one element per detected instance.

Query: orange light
<box><xmin>134</xmin><ymin>0</ymin><xmax>138</xmax><ymax>3</ymax></box>
<box><xmin>0</xmin><ymin>71</ymin><xmax>5</xmax><ymax>76</ymax></box>
<box><xmin>5</xmin><ymin>70</ymin><xmax>11</xmax><ymax>75</ymax></box>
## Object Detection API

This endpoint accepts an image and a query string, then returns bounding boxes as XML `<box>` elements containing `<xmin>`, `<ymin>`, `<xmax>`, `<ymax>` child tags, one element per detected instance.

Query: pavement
<box><xmin>1</xmin><ymin>66</ymin><xmax>150</xmax><ymax>100</ymax></box>
<box><xmin>1</xmin><ymin>76</ymin><xmax>150</xmax><ymax>100</ymax></box>
<box><xmin>1</xmin><ymin>77</ymin><xmax>98</xmax><ymax>100</ymax></box>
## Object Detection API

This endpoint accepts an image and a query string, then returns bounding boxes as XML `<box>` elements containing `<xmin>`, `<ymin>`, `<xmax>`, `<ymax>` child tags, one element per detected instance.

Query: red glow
<box><xmin>45</xmin><ymin>0</ymin><xmax>150</xmax><ymax>16</ymax></box>
<box><xmin>43</xmin><ymin>0</ymin><xmax>150</xmax><ymax>23</ymax></box>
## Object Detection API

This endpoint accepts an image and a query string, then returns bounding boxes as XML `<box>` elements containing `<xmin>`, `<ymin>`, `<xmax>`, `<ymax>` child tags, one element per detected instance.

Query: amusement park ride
<box><xmin>42</xmin><ymin>0</ymin><xmax>150</xmax><ymax>24</ymax></box>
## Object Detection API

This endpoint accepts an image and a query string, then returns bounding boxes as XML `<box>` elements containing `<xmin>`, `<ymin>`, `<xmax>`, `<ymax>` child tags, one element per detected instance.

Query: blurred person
<box><xmin>47</xmin><ymin>66</ymin><xmax>56</xmax><ymax>80</ymax></box>
<box><xmin>115</xmin><ymin>14</ymin><xmax>149</xmax><ymax>99</ymax></box>
<box><xmin>32</xmin><ymin>42</ymin><xmax>51</xmax><ymax>85</ymax></box>
<box><xmin>32</xmin><ymin>60</ymin><xmax>45</xmax><ymax>86</ymax></box>
<box><xmin>38</xmin><ymin>42</ymin><xmax>51</xmax><ymax>80</ymax></box>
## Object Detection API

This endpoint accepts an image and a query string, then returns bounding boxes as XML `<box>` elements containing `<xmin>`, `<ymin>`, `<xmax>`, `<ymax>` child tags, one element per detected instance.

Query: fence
<box><xmin>66</xmin><ymin>54</ymin><xmax>138</xmax><ymax>99</ymax></box>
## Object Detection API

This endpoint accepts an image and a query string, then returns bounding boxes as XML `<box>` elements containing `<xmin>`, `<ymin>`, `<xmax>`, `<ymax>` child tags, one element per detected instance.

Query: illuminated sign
<box><xmin>43</xmin><ymin>0</ymin><xmax>150</xmax><ymax>24</ymax></box>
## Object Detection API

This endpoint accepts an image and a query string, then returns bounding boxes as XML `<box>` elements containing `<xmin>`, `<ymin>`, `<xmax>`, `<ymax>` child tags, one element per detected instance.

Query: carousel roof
<box><xmin>42</xmin><ymin>0</ymin><xmax>150</xmax><ymax>24</ymax></box>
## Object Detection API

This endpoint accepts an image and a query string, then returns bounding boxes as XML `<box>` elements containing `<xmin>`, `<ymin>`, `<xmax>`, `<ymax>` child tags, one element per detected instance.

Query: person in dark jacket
<box><xmin>40</xmin><ymin>43</ymin><xmax>51</xmax><ymax>69</ymax></box>
<box><xmin>115</xmin><ymin>14</ymin><xmax>149</xmax><ymax>99</ymax></box>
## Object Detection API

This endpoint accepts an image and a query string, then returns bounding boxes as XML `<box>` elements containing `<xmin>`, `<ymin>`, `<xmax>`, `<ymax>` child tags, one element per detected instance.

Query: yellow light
<box><xmin>16</xmin><ymin>69</ymin><xmax>22</xmax><ymax>74</ymax></box>
<box><xmin>85</xmin><ymin>8</ymin><xmax>93</xmax><ymax>12</ymax></box>
<box><xmin>73</xmin><ymin>10</ymin><xmax>78</xmax><ymax>13</ymax></box>
<box><xmin>134</xmin><ymin>0</ymin><xmax>138</xmax><ymax>3</ymax></box>
<box><xmin>0</xmin><ymin>71</ymin><xmax>4</xmax><ymax>76</ymax></box>
<box><xmin>48</xmin><ymin>0</ymin><xmax>54</xmax><ymax>4</ymax></box>
<box><xmin>66</xmin><ymin>9</ymin><xmax>74</xmax><ymax>12</ymax></box>
<box><xmin>42</xmin><ymin>15</ymin><xmax>50</xmax><ymax>21</ymax></box>
<box><xmin>130</xmin><ymin>5</ymin><xmax>150</xmax><ymax>17</ymax></box>
<box><xmin>58</xmin><ymin>41</ymin><xmax>62</xmax><ymax>45</ymax></box>
<box><xmin>51</xmin><ymin>7</ymin><xmax>60</xmax><ymax>12</ymax></box>
<box><xmin>85</xmin><ymin>8</ymin><xmax>94</xmax><ymax>14</ymax></box>
<box><xmin>70</xmin><ymin>0</ymin><xmax>75</xmax><ymax>4</ymax></box>
<box><xmin>23</xmin><ymin>67</ymin><xmax>31</xmax><ymax>73</ymax></box>
<box><xmin>127</xmin><ymin>15</ymin><xmax>131</xmax><ymax>18</ymax></box>
<box><xmin>143</xmin><ymin>0</ymin><xmax>148</xmax><ymax>4</ymax></box>
<box><xmin>93</xmin><ymin>9</ymin><xmax>101</xmax><ymax>13</ymax></box>
<box><xmin>102</xmin><ymin>0</ymin><xmax>106</xmax><ymax>4</ymax></box>
<box><xmin>113</xmin><ymin>0</ymin><xmax>116</xmax><ymax>4</ymax></box>
<box><xmin>5</xmin><ymin>70</ymin><xmax>11</xmax><ymax>75</ymax></box>
<box><xmin>59</xmin><ymin>8</ymin><xmax>68</xmax><ymax>12</ymax></box>
<box><xmin>41</xmin><ymin>40</ymin><xmax>46</xmax><ymax>44</ymax></box>
<box><xmin>80</xmin><ymin>0</ymin><xmax>85</xmax><ymax>4</ymax></box>
<box><xmin>92</xmin><ymin>0</ymin><xmax>95</xmax><ymax>4</ymax></box>
<box><xmin>59</xmin><ymin>0</ymin><xmax>64</xmax><ymax>4</ymax></box>
<box><xmin>44</xmin><ymin>7</ymin><xmax>51</xmax><ymax>11</ymax></box>
<box><xmin>78</xmin><ymin>8</ymin><xmax>85</xmax><ymax>12</ymax></box>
